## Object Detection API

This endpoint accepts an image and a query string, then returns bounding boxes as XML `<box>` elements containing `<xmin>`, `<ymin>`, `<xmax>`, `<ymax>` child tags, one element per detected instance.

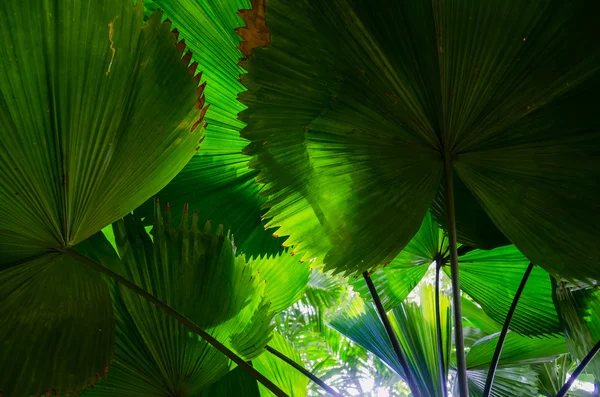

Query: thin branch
<box><xmin>435</xmin><ymin>257</ymin><xmax>448</xmax><ymax>396</ymax></box>
<box><xmin>483</xmin><ymin>262</ymin><xmax>534</xmax><ymax>397</ymax></box>
<box><xmin>556</xmin><ymin>339</ymin><xmax>600</xmax><ymax>397</ymax></box>
<box><xmin>443</xmin><ymin>155</ymin><xmax>469</xmax><ymax>397</ymax></box>
<box><xmin>363</xmin><ymin>272</ymin><xmax>420</xmax><ymax>396</ymax></box>
<box><xmin>265</xmin><ymin>345</ymin><xmax>342</xmax><ymax>397</ymax></box>
<box><xmin>65</xmin><ymin>248</ymin><xmax>289</xmax><ymax>397</ymax></box>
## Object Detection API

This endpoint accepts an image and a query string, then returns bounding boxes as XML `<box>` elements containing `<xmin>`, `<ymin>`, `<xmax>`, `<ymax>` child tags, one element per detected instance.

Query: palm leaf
<box><xmin>84</xmin><ymin>207</ymin><xmax>264</xmax><ymax>396</ymax></box>
<box><xmin>465</xmin><ymin>332</ymin><xmax>567</xmax><ymax>370</ymax></box>
<box><xmin>0</xmin><ymin>0</ymin><xmax>207</xmax><ymax>393</ymax></box>
<box><xmin>239</xmin><ymin>0</ymin><xmax>600</xmax><ymax>281</ymax></box>
<box><xmin>136</xmin><ymin>0</ymin><xmax>285</xmax><ymax>258</ymax></box>
<box><xmin>352</xmin><ymin>212</ymin><xmax>559</xmax><ymax>335</ymax></box>
<box><xmin>86</xmin><ymin>202</ymin><xmax>309</xmax><ymax>396</ymax></box>
<box><xmin>199</xmin><ymin>367</ymin><xmax>261</xmax><ymax>396</ymax></box>
<box><xmin>461</xmin><ymin>367</ymin><xmax>539</xmax><ymax>397</ymax></box>
<box><xmin>253</xmin><ymin>332</ymin><xmax>309</xmax><ymax>397</ymax></box>
<box><xmin>0</xmin><ymin>0</ymin><xmax>206</xmax><ymax>264</ymax></box>
<box><xmin>0</xmin><ymin>254</ymin><xmax>114</xmax><ymax>396</ymax></box>
<box><xmin>449</xmin><ymin>246</ymin><xmax>560</xmax><ymax>335</ymax></box>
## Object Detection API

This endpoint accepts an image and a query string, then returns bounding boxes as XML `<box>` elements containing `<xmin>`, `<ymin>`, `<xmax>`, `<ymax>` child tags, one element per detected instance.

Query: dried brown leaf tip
<box><xmin>237</xmin><ymin>0</ymin><xmax>271</xmax><ymax>59</ymax></box>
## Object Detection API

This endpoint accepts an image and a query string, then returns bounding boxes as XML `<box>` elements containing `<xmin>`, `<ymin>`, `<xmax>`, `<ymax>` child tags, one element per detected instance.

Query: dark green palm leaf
<box><xmin>0</xmin><ymin>0</ymin><xmax>206</xmax><ymax>264</ymax></box>
<box><xmin>0</xmin><ymin>254</ymin><xmax>114</xmax><ymax>396</ymax></box>
<box><xmin>239</xmin><ymin>0</ymin><xmax>600</xmax><ymax>281</ymax></box>
<box><xmin>0</xmin><ymin>0</ymin><xmax>207</xmax><ymax>393</ymax></box>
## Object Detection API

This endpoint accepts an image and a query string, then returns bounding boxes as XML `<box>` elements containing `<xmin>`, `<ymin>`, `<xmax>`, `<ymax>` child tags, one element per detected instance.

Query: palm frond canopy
<box><xmin>0</xmin><ymin>0</ymin><xmax>206</xmax><ymax>264</ymax></box>
<box><xmin>0</xmin><ymin>0</ymin><xmax>206</xmax><ymax>394</ymax></box>
<box><xmin>240</xmin><ymin>0</ymin><xmax>600</xmax><ymax>281</ymax></box>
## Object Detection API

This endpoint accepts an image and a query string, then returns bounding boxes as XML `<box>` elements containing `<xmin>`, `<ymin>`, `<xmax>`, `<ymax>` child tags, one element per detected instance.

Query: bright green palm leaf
<box><xmin>462</xmin><ymin>367</ymin><xmax>539</xmax><ymax>397</ymax></box>
<box><xmin>0</xmin><ymin>0</ymin><xmax>206</xmax><ymax>264</ymax></box>
<box><xmin>248</xmin><ymin>253</ymin><xmax>310</xmax><ymax>313</ymax></box>
<box><xmin>352</xmin><ymin>212</ymin><xmax>559</xmax><ymax>335</ymax></box>
<box><xmin>465</xmin><ymin>332</ymin><xmax>567</xmax><ymax>370</ymax></box>
<box><xmin>328</xmin><ymin>297</ymin><xmax>407</xmax><ymax>380</ymax></box>
<box><xmin>137</xmin><ymin>0</ymin><xmax>285</xmax><ymax>258</ymax></box>
<box><xmin>253</xmin><ymin>332</ymin><xmax>309</xmax><ymax>397</ymax></box>
<box><xmin>240</xmin><ymin>0</ymin><xmax>600</xmax><ymax>279</ymax></box>
<box><xmin>461</xmin><ymin>297</ymin><xmax>502</xmax><ymax>337</ymax></box>
<box><xmin>0</xmin><ymin>254</ymin><xmax>114</xmax><ymax>396</ymax></box>
<box><xmin>447</xmin><ymin>246</ymin><xmax>560</xmax><ymax>335</ymax></box>
<box><xmin>350</xmin><ymin>211</ymin><xmax>441</xmax><ymax>310</ymax></box>
<box><xmin>390</xmin><ymin>286</ymin><xmax>452</xmax><ymax>397</ymax></box>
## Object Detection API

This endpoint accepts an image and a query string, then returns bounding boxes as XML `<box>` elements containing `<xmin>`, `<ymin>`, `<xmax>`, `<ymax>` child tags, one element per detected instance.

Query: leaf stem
<box><xmin>265</xmin><ymin>345</ymin><xmax>342</xmax><ymax>397</ymax></box>
<box><xmin>482</xmin><ymin>262</ymin><xmax>534</xmax><ymax>397</ymax></box>
<box><xmin>556</xmin><ymin>339</ymin><xmax>600</xmax><ymax>397</ymax></box>
<box><xmin>435</xmin><ymin>256</ymin><xmax>448</xmax><ymax>396</ymax></box>
<box><xmin>362</xmin><ymin>272</ymin><xmax>420</xmax><ymax>395</ymax></box>
<box><xmin>443</xmin><ymin>154</ymin><xmax>469</xmax><ymax>397</ymax></box>
<box><xmin>65</xmin><ymin>248</ymin><xmax>289</xmax><ymax>397</ymax></box>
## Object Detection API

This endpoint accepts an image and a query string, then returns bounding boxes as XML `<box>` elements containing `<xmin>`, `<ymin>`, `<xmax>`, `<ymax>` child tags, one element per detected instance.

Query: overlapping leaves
<box><xmin>0</xmin><ymin>0</ymin><xmax>207</xmax><ymax>394</ymax></box>
<box><xmin>351</xmin><ymin>212</ymin><xmax>560</xmax><ymax>335</ymax></box>
<box><xmin>85</xmin><ymin>203</ymin><xmax>309</xmax><ymax>396</ymax></box>
<box><xmin>240</xmin><ymin>0</ymin><xmax>600</xmax><ymax>282</ymax></box>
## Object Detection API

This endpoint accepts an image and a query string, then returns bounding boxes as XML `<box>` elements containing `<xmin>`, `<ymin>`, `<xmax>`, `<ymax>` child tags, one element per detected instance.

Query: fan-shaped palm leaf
<box><xmin>0</xmin><ymin>0</ymin><xmax>206</xmax><ymax>393</ymax></box>
<box><xmin>239</xmin><ymin>0</ymin><xmax>600</xmax><ymax>283</ymax></box>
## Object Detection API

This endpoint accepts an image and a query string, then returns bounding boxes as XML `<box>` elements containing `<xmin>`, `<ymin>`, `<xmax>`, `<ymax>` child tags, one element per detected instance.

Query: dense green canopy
<box><xmin>240</xmin><ymin>0</ymin><xmax>600</xmax><ymax>280</ymax></box>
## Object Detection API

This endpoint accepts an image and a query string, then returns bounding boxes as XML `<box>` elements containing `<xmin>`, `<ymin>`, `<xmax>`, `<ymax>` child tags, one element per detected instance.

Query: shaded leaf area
<box><xmin>0</xmin><ymin>0</ymin><xmax>205</xmax><ymax>265</ymax></box>
<box><xmin>84</xmin><ymin>205</ymin><xmax>309</xmax><ymax>396</ymax></box>
<box><xmin>352</xmin><ymin>212</ymin><xmax>560</xmax><ymax>335</ymax></box>
<box><xmin>199</xmin><ymin>367</ymin><xmax>261</xmax><ymax>397</ymax></box>
<box><xmin>240</xmin><ymin>0</ymin><xmax>600</xmax><ymax>281</ymax></box>
<box><xmin>136</xmin><ymin>0</ymin><xmax>285</xmax><ymax>258</ymax></box>
<box><xmin>254</xmin><ymin>332</ymin><xmax>309</xmax><ymax>397</ymax></box>
<box><xmin>553</xmin><ymin>281</ymin><xmax>600</xmax><ymax>381</ymax></box>
<box><xmin>329</xmin><ymin>287</ymin><xmax>451</xmax><ymax>397</ymax></box>
<box><xmin>430</xmin><ymin>172</ymin><xmax>510</xmax><ymax>250</ymax></box>
<box><xmin>0</xmin><ymin>253</ymin><xmax>114</xmax><ymax>397</ymax></box>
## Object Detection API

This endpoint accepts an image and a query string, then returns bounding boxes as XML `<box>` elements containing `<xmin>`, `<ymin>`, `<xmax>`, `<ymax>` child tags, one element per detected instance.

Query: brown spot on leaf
<box><xmin>237</xmin><ymin>0</ymin><xmax>271</xmax><ymax>59</ymax></box>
